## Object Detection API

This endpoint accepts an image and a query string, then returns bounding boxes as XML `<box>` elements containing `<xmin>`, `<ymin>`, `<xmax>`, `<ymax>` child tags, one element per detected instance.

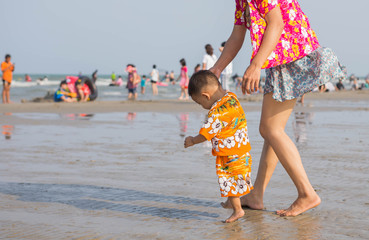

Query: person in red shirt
<box><xmin>76</xmin><ymin>80</ymin><xmax>90</xmax><ymax>102</ymax></box>
<box><xmin>1</xmin><ymin>54</ymin><xmax>15</xmax><ymax>104</ymax></box>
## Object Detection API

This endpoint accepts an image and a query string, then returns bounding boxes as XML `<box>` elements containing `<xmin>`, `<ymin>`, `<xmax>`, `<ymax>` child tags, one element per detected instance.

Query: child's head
<box><xmin>205</xmin><ymin>44</ymin><xmax>213</xmax><ymax>55</ymax></box>
<box><xmin>5</xmin><ymin>54</ymin><xmax>11</xmax><ymax>62</ymax></box>
<box><xmin>188</xmin><ymin>70</ymin><xmax>223</xmax><ymax>109</ymax></box>
<box><xmin>126</xmin><ymin>64</ymin><xmax>135</xmax><ymax>73</ymax></box>
<box><xmin>153</xmin><ymin>64</ymin><xmax>156</xmax><ymax>69</ymax></box>
<box><xmin>75</xmin><ymin>79</ymin><xmax>83</xmax><ymax>89</ymax></box>
<box><xmin>219</xmin><ymin>41</ymin><xmax>226</xmax><ymax>52</ymax></box>
<box><xmin>60</xmin><ymin>80</ymin><xmax>68</xmax><ymax>90</ymax></box>
<box><xmin>180</xmin><ymin>58</ymin><xmax>186</xmax><ymax>67</ymax></box>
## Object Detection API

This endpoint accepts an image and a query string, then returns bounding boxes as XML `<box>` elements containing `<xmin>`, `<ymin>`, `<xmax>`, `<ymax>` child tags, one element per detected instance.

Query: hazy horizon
<box><xmin>1</xmin><ymin>0</ymin><xmax>368</xmax><ymax>76</ymax></box>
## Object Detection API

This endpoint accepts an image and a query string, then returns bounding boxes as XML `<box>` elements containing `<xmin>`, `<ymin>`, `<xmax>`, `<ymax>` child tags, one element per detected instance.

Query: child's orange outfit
<box><xmin>199</xmin><ymin>92</ymin><xmax>253</xmax><ymax>197</ymax></box>
<box><xmin>1</xmin><ymin>61</ymin><xmax>14</xmax><ymax>84</ymax></box>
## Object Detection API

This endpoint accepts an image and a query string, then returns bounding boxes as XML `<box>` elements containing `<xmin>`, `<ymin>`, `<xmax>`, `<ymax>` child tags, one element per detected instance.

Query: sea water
<box><xmin>8</xmin><ymin>73</ymin><xmax>365</xmax><ymax>103</ymax></box>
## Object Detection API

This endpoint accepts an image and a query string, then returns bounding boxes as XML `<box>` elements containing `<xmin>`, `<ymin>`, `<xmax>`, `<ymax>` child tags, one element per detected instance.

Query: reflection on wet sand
<box><xmin>292</xmin><ymin>109</ymin><xmax>314</xmax><ymax>145</ymax></box>
<box><xmin>127</xmin><ymin>112</ymin><xmax>137</xmax><ymax>121</ymax></box>
<box><xmin>2</xmin><ymin>124</ymin><xmax>13</xmax><ymax>140</ymax></box>
<box><xmin>0</xmin><ymin>111</ymin><xmax>368</xmax><ymax>239</ymax></box>
<box><xmin>2</xmin><ymin>112</ymin><xmax>14</xmax><ymax>140</ymax></box>
<box><xmin>177</xmin><ymin>113</ymin><xmax>189</xmax><ymax>137</ymax></box>
<box><xmin>59</xmin><ymin>113</ymin><xmax>95</xmax><ymax>121</ymax></box>
<box><xmin>214</xmin><ymin>210</ymin><xmax>322</xmax><ymax>240</ymax></box>
<box><xmin>0</xmin><ymin>182</ymin><xmax>219</xmax><ymax>221</ymax></box>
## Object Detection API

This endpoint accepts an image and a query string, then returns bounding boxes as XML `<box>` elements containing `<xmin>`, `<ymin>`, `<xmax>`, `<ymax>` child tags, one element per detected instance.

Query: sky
<box><xmin>0</xmin><ymin>0</ymin><xmax>368</xmax><ymax>76</ymax></box>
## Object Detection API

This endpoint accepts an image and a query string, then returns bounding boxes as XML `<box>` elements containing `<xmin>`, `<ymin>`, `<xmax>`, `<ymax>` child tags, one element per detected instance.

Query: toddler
<box><xmin>184</xmin><ymin>70</ymin><xmax>253</xmax><ymax>223</ymax></box>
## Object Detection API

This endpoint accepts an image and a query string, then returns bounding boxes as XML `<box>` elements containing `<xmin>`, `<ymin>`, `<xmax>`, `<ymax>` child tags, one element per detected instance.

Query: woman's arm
<box><xmin>210</xmin><ymin>25</ymin><xmax>247</xmax><ymax>78</ymax></box>
<box><xmin>242</xmin><ymin>6</ymin><xmax>284</xmax><ymax>94</ymax></box>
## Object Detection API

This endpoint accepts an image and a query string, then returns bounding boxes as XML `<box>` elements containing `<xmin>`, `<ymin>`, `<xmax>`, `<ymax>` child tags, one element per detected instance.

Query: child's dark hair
<box><xmin>5</xmin><ymin>54</ymin><xmax>11</xmax><ymax>59</ymax></box>
<box><xmin>188</xmin><ymin>70</ymin><xmax>220</xmax><ymax>96</ymax></box>
<box><xmin>60</xmin><ymin>80</ymin><xmax>67</xmax><ymax>87</ymax></box>
<box><xmin>180</xmin><ymin>58</ymin><xmax>186</xmax><ymax>67</ymax></box>
<box><xmin>221</xmin><ymin>41</ymin><xmax>226</xmax><ymax>47</ymax></box>
<box><xmin>153</xmin><ymin>64</ymin><xmax>156</xmax><ymax>69</ymax></box>
<box><xmin>142</xmin><ymin>75</ymin><xmax>146</xmax><ymax>78</ymax></box>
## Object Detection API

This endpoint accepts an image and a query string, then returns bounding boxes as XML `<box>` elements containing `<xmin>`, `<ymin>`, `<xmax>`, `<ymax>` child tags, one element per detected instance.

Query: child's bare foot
<box><xmin>221</xmin><ymin>192</ymin><xmax>264</xmax><ymax>210</ymax></box>
<box><xmin>224</xmin><ymin>210</ymin><xmax>245</xmax><ymax>223</ymax></box>
<box><xmin>277</xmin><ymin>194</ymin><xmax>321</xmax><ymax>217</ymax></box>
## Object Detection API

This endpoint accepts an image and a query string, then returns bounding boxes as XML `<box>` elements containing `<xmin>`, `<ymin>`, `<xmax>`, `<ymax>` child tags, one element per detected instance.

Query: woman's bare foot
<box><xmin>178</xmin><ymin>96</ymin><xmax>183</xmax><ymax>100</ymax></box>
<box><xmin>221</xmin><ymin>193</ymin><xmax>264</xmax><ymax>210</ymax></box>
<box><xmin>277</xmin><ymin>194</ymin><xmax>321</xmax><ymax>217</ymax></box>
<box><xmin>224</xmin><ymin>210</ymin><xmax>245</xmax><ymax>223</ymax></box>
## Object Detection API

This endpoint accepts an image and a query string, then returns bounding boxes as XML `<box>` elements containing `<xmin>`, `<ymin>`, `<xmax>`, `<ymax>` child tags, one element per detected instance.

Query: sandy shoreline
<box><xmin>0</xmin><ymin>90</ymin><xmax>368</xmax><ymax>114</ymax></box>
<box><xmin>0</xmin><ymin>90</ymin><xmax>368</xmax><ymax>239</ymax></box>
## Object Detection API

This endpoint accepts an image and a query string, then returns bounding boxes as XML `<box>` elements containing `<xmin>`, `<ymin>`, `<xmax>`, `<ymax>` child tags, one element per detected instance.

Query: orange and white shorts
<box><xmin>216</xmin><ymin>153</ymin><xmax>253</xmax><ymax>197</ymax></box>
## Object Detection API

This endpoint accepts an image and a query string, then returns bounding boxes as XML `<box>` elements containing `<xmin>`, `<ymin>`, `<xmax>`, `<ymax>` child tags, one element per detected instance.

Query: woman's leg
<box><xmin>248</xmin><ymin>93</ymin><xmax>320</xmax><ymax>216</ymax></box>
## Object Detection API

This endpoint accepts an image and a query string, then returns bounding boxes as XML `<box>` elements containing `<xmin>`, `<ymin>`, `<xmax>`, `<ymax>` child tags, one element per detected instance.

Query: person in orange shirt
<box><xmin>184</xmin><ymin>70</ymin><xmax>253</xmax><ymax>223</ymax></box>
<box><xmin>1</xmin><ymin>54</ymin><xmax>15</xmax><ymax>104</ymax></box>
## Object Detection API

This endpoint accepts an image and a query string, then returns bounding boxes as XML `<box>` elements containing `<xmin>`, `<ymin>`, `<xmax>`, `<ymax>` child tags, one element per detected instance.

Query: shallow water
<box><xmin>0</xmin><ymin>109</ymin><xmax>368</xmax><ymax>239</ymax></box>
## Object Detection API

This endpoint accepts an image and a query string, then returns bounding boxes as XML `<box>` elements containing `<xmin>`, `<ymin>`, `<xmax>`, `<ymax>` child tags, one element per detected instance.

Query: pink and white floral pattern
<box><xmin>234</xmin><ymin>0</ymin><xmax>320</xmax><ymax>69</ymax></box>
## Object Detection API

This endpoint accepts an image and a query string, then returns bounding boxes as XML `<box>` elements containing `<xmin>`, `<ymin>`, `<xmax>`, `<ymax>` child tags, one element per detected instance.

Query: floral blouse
<box><xmin>234</xmin><ymin>0</ymin><xmax>320</xmax><ymax>69</ymax></box>
<box><xmin>199</xmin><ymin>92</ymin><xmax>251</xmax><ymax>156</ymax></box>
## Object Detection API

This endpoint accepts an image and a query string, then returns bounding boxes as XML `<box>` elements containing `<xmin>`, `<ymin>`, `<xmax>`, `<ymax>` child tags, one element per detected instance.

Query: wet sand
<box><xmin>0</xmin><ymin>91</ymin><xmax>368</xmax><ymax>239</ymax></box>
<box><xmin>1</xmin><ymin>90</ymin><xmax>368</xmax><ymax>114</ymax></box>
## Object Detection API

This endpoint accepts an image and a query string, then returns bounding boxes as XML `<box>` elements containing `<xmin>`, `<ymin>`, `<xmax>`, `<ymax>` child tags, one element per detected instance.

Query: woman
<box><xmin>150</xmin><ymin>64</ymin><xmax>159</xmax><ymax>95</ymax></box>
<box><xmin>210</xmin><ymin>0</ymin><xmax>345</xmax><ymax>216</ymax></box>
<box><xmin>178</xmin><ymin>58</ymin><xmax>189</xmax><ymax>100</ymax></box>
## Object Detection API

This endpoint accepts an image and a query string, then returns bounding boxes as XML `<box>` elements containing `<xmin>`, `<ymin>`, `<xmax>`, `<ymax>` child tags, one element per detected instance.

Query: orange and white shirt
<box><xmin>200</xmin><ymin>92</ymin><xmax>251</xmax><ymax>157</ymax></box>
<box><xmin>1</xmin><ymin>61</ymin><xmax>14</xmax><ymax>83</ymax></box>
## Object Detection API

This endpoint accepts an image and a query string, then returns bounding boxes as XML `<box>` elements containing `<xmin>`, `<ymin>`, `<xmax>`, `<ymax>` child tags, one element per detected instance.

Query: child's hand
<box><xmin>184</xmin><ymin>136</ymin><xmax>195</xmax><ymax>148</ymax></box>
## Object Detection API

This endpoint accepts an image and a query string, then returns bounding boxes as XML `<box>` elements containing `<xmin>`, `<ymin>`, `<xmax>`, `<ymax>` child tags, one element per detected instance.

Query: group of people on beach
<box><xmin>118</xmin><ymin>41</ymin><xmax>235</xmax><ymax>101</ymax></box>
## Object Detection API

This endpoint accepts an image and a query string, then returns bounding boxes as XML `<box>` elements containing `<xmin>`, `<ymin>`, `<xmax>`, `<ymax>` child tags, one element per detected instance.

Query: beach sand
<box><xmin>0</xmin><ymin>90</ymin><xmax>368</xmax><ymax>239</ymax></box>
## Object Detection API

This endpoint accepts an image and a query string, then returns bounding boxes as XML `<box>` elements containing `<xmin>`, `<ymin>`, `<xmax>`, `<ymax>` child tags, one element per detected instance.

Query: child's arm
<box><xmin>184</xmin><ymin>134</ymin><xmax>207</xmax><ymax>148</ymax></box>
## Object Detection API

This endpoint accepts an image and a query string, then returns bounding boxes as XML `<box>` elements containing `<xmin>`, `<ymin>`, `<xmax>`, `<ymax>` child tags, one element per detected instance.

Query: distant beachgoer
<box><xmin>116</xmin><ymin>76</ymin><xmax>123</xmax><ymax>86</ymax></box>
<box><xmin>76</xmin><ymin>79</ymin><xmax>90</xmax><ymax>102</ymax></box>
<box><xmin>185</xmin><ymin>70</ymin><xmax>253</xmax><ymax>223</ymax></box>
<box><xmin>126</xmin><ymin>64</ymin><xmax>140</xmax><ymax>100</ymax></box>
<box><xmin>202</xmin><ymin>44</ymin><xmax>217</xmax><ymax>70</ymax></box>
<box><xmin>25</xmin><ymin>74</ymin><xmax>32</xmax><ymax>82</ymax></box>
<box><xmin>219</xmin><ymin>41</ymin><xmax>233</xmax><ymax>90</ymax></box>
<box><xmin>232</xmin><ymin>74</ymin><xmax>242</xmax><ymax>90</ymax></box>
<box><xmin>210</xmin><ymin>0</ymin><xmax>345</xmax><ymax>217</ymax></box>
<box><xmin>150</xmin><ymin>65</ymin><xmax>159</xmax><ymax>95</ymax></box>
<box><xmin>164</xmin><ymin>71</ymin><xmax>170</xmax><ymax>82</ymax></box>
<box><xmin>194</xmin><ymin>64</ymin><xmax>201</xmax><ymax>73</ymax></box>
<box><xmin>92</xmin><ymin>70</ymin><xmax>98</xmax><ymax>83</ymax></box>
<box><xmin>169</xmin><ymin>71</ymin><xmax>175</xmax><ymax>84</ymax></box>
<box><xmin>336</xmin><ymin>79</ymin><xmax>345</xmax><ymax>90</ymax></box>
<box><xmin>141</xmin><ymin>75</ymin><xmax>147</xmax><ymax>94</ymax></box>
<box><xmin>365</xmin><ymin>75</ymin><xmax>369</xmax><ymax>88</ymax></box>
<box><xmin>1</xmin><ymin>54</ymin><xmax>15</xmax><ymax>104</ymax></box>
<box><xmin>351</xmin><ymin>78</ymin><xmax>359</xmax><ymax>90</ymax></box>
<box><xmin>111</xmin><ymin>72</ymin><xmax>116</xmax><ymax>82</ymax></box>
<box><xmin>54</xmin><ymin>80</ymin><xmax>77</xmax><ymax>103</ymax></box>
<box><xmin>178</xmin><ymin>58</ymin><xmax>189</xmax><ymax>100</ymax></box>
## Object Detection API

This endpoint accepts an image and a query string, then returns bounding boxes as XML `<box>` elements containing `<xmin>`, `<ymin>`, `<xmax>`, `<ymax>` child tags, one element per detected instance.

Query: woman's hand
<box><xmin>209</xmin><ymin>67</ymin><xmax>222</xmax><ymax>79</ymax></box>
<box><xmin>242</xmin><ymin>63</ymin><xmax>261</xmax><ymax>94</ymax></box>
